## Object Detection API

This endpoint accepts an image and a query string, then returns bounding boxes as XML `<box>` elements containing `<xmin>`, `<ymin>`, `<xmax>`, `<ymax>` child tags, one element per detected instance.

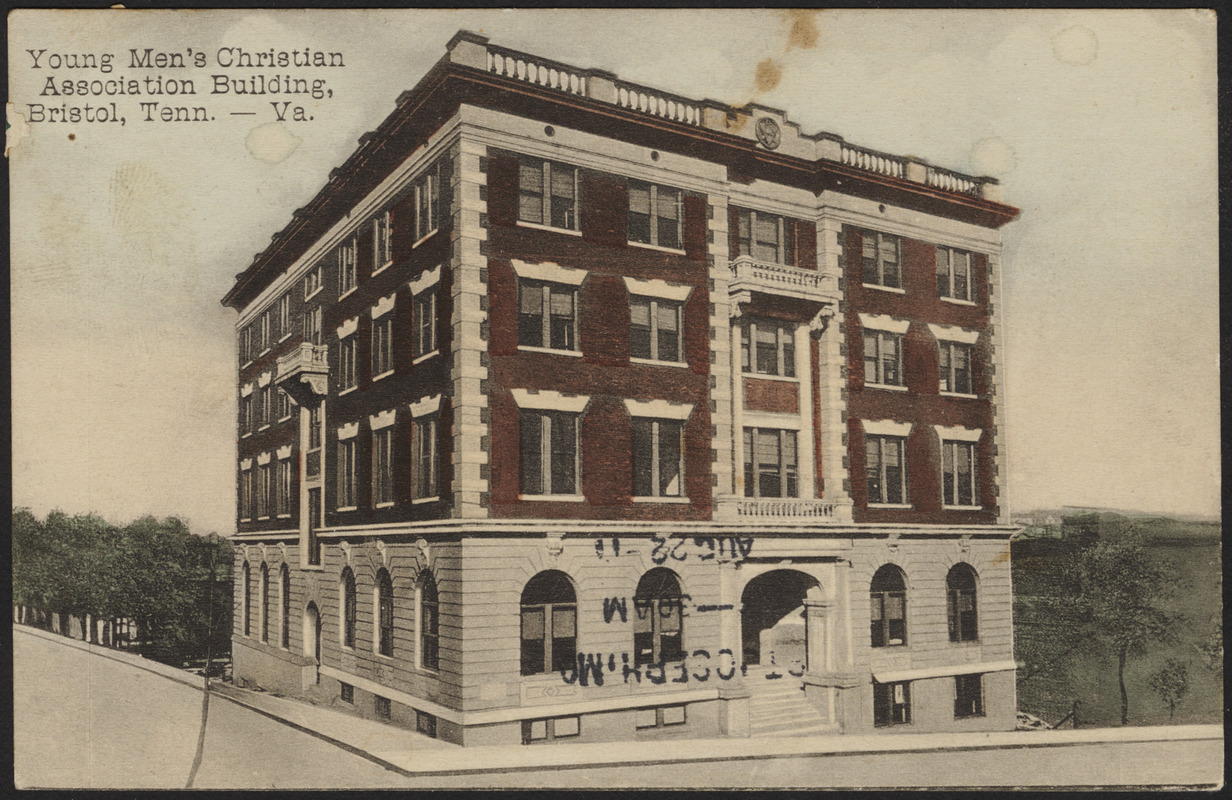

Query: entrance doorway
<box><xmin>740</xmin><ymin>570</ymin><xmax>821</xmax><ymax>671</ymax></box>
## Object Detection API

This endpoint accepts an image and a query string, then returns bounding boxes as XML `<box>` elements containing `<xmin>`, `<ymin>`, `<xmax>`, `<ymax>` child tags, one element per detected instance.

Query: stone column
<box><xmin>813</xmin><ymin>215</ymin><xmax>850</xmax><ymax>509</ymax></box>
<box><xmin>716</xmin><ymin>561</ymin><xmax>750</xmax><ymax>736</ymax></box>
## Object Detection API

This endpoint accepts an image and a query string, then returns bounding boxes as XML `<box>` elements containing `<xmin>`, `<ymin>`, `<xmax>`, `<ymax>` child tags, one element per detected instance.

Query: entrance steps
<box><xmin>745</xmin><ymin>667</ymin><xmax>837</xmax><ymax>738</ymax></box>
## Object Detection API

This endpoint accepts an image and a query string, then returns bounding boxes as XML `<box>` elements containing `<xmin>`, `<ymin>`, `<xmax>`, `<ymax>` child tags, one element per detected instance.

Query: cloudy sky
<box><xmin>9</xmin><ymin>9</ymin><xmax>1219</xmax><ymax>535</ymax></box>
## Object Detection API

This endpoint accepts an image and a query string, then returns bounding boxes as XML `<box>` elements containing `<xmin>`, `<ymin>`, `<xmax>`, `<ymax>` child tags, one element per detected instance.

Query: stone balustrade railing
<box><xmin>486</xmin><ymin>45</ymin><xmax>587</xmax><ymax>97</ymax></box>
<box><xmin>840</xmin><ymin>143</ymin><xmax>905</xmax><ymax>179</ymax></box>
<box><xmin>615</xmin><ymin>82</ymin><xmax>702</xmax><ymax>125</ymax></box>
<box><xmin>277</xmin><ymin>343</ymin><xmax>328</xmax><ymax>378</ymax></box>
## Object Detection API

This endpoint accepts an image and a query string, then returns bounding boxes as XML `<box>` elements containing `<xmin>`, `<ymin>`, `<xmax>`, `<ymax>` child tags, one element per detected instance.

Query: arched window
<box><xmin>633</xmin><ymin>568</ymin><xmax>684</xmax><ymax>666</ymax></box>
<box><xmin>376</xmin><ymin>569</ymin><xmax>394</xmax><ymax>657</ymax></box>
<box><xmin>341</xmin><ymin>567</ymin><xmax>357</xmax><ymax>648</ymax></box>
<box><xmin>870</xmin><ymin>565</ymin><xmax>907</xmax><ymax>647</ymax></box>
<box><xmin>418</xmin><ymin>572</ymin><xmax>439</xmax><ymax>671</ymax></box>
<box><xmin>947</xmin><ymin>563</ymin><xmax>979</xmax><ymax>642</ymax></box>
<box><xmin>280</xmin><ymin>564</ymin><xmax>291</xmax><ymax>649</ymax></box>
<box><xmin>259</xmin><ymin>563</ymin><xmax>270</xmax><ymax>643</ymax></box>
<box><xmin>241</xmin><ymin>562</ymin><xmax>251</xmax><ymax>637</ymax></box>
<box><xmin>521</xmin><ymin>571</ymin><xmax>577</xmax><ymax>675</ymax></box>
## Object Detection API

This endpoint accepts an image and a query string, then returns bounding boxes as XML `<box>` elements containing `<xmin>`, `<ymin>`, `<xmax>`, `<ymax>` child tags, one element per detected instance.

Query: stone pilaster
<box><xmin>814</xmin><ymin>213</ymin><xmax>851</xmax><ymax>505</ymax></box>
<box><xmin>707</xmin><ymin>195</ymin><xmax>735</xmax><ymax>500</ymax></box>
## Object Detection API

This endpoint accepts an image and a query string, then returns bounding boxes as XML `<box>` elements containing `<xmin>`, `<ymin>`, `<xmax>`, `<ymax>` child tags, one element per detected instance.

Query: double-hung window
<box><xmin>863</xmin><ymin>330</ymin><xmax>904</xmax><ymax>387</ymax></box>
<box><xmin>259</xmin><ymin>311</ymin><xmax>271</xmax><ymax>354</ymax></box>
<box><xmin>954</xmin><ymin>674</ymin><xmax>984</xmax><ymax>718</ymax></box>
<box><xmin>519</xmin><ymin>280</ymin><xmax>578</xmax><ymax>352</ymax></box>
<box><xmin>277</xmin><ymin>294</ymin><xmax>291</xmax><ymax>341</ymax></box>
<box><xmin>866</xmin><ymin>435</ymin><xmax>907</xmax><ymax>505</ymax></box>
<box><xmin>520</xmin><ymin>571</ymin><xmax>577</xmax><ymax>676</ymax></box>
<box><xmin>874</xmin><ymin>681</ymin><xmax>911</xmax><ymax>726</ymax></box>
<box><xmin>241</xmin><ymin>395</ymin><xmax>253</xmax><ymax>435</ymax></box>
<box><xmin>259</xmin><ymin>386</ymin><xmax>272</xmax><ymax>429</ymax></box>
<box><xmin>412</xmin><ymin>414</ymin><xmax>438</xmax><ymax>500</ymax></box>
<box><xmin>628</xmin><ymin>180</ymin><xmax>682</xmax><ymax>250</ymax></box>
<box><xmin>239</xmin><ymin>465</ymin><xmax>253</xmax><ymax>521</ymax></box>
<box><xmin>942</xmin><ymin>439</ymin><xmax>977</xmax><ymax>508</ymax></box>
<box><xmin>415</xmin><ymin>289</ymin><xmax>437</xmax><ymax>357</ymax></box>
<box><xmin>338</xmin><ymin>337</ymin><xmax>357</xmax><ymax>392</ymax></box>
<box><xmin>240</xmin><ymin>326</ymin><xmax>253</xmax><ymax>365</ymax></box>
<box><xmin>937</xmin><ymin>246</ymin><xmax>972</xmax><ymax>301</ymax></box>
<box><xmin>337</xmin><ymin>437</ymin><xmax>357</xmax><ymax>510</ymax></box>
<box><xmin>303</xmin><ymin>264</ymin><xmax>322</xmax><ymax>300</ymax></box>
<box><xmin>372</xmin><ymin>427</ymin><xmax>393</xmax><ymax>507</ymax></box>
<box><xmin>632</xmin><ymin>419</ymin><xmax>685</xmax><ymax>498</ymax></box>
<box><xmin>870</xmin><ymin>565</ymin><xmax>908</xmax><ymax>647</ymax></box>
<box><xmin>939</xmin><ymin>342</ymin><xmax>973</xmax><ymax>394</ymax></box>
<box><xmin>743</xmin><ymin>428</ymin><xmax>798</xmax><ymax>498</ymax></box>
<box><xmin>338</xmin><ymin>239</ymin><xmax>357</xmax><ymax>296</ymax></box>
<box><xmin>862</xmin><ymin>231</ymin><xmax>902</xmax><ymax>289</ymax></box>
<box><xmin>257</xmin><ymin>462</ymin><xmax>272</xmax><ymax>518</ymax></box>
<box><xmin>519</xmin><ymin>158</ymin><xmax>579</xmax><ymax>231</ymax></box>
<box><xmin>630</xmin><ymin>296</ymin><xmax>682</xmax><ymax>362</ymax></box>
<box><xmin>276</xmin><ymin>457</ymin><xmax>292</xmax><ymax>517</ymax></box>
<box><xmin>372</xmin><ymin>316</ymin><xmax>393</xmax><ymax>379</ymax></box>
<box><xmin>521</xmin><ymin>411</ymin><xmax>580</xmax><ymax>496</ymax></box>
<box><xmin>633</xmin><ymin>569</ymin><xmax>684</xmax><ymax>665</ymax></box>
<box><xmin>735</xmin><ymin>208</ymin><xmax>798</xmax><ymax>266</ymax></box>
<box><xmin>947</xmin><ymin>564</ymin><xmax>979</xmax><ymax>642</ymax></box>
<box><xmin>413</xmin><ymin>162</ymin><xmax>440</xmax><ymax>242</ymax></box>
<box><xmin>278</xmin><ymin>388</ymin><xmax>292</xmax><ymax>422</ymax></box>
<box><xmin>303</xmin><ymin>306</ymin><xmax>322</xmax><ymax>346</ymax></box>
<box><xmin>741</xmin><ymin>320</ymin><xmax>796</xmax><ymax>377</ymax></box>
<box><xmin>374</xmin><ymin>211</ymin><xmax>392</xmax><ymax>272</ymax></box>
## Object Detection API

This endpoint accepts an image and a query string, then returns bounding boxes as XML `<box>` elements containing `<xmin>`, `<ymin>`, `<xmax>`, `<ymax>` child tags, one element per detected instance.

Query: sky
<box><xmin>8</xmin><ymin>9</ymin><xmax>1220</xmax><ymax>536</ymax></box>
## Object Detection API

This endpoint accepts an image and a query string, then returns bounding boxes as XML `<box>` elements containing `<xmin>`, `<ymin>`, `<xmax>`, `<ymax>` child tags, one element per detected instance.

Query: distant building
<box><xmin>222</xmin><ymin>32</ymin><xmax>1020</xmax><ymax>745</ymax></box>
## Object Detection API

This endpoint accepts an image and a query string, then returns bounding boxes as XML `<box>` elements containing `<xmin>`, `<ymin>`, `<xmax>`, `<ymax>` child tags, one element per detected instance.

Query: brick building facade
<box><xmin>223</xmin><ymin>32</ymin><xmax>1020</xmax><ymax>745</ymax></box>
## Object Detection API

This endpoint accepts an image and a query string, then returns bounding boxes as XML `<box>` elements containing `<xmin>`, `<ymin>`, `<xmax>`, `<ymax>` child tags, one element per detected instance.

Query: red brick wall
<box><xmin>743</xmin><ymin>377</ymin><xmax>799</xmax><ymax>414</ymax></box>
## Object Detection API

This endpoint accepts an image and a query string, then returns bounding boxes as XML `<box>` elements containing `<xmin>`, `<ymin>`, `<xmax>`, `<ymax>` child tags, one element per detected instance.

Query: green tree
<box><xmin>1067</xmin><ymin>528</ymin><xmax>1179</xmax><ymax>726</ymax></box>
<box><xmin>1147</xmin><ymin>659</ymin><xmax>1190</xmax><ymax>721</ymax></box>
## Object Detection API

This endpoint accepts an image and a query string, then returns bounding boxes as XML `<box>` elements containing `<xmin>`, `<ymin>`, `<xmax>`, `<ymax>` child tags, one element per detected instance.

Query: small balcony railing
<box><xmin>715</xmin><ymin>497</ymin><xmax>853</xmax><ymax>522</ymax></box>
<box><xmin>728</xmin><ymin>256</ymin><xmax>838</xmax><ymax>305</ymax></box>
<box><xmin>276</xmin><ymin>343</ymin><xmax>329</xmax><ymax>406</ymax></box>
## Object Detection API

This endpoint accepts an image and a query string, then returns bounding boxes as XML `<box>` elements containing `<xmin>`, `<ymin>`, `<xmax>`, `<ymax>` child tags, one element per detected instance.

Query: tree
<box><xmin>1147</xmin><ymin>659</ymin><xmax>1189</xmax><ymax>721</ymax></box>
<box><xmin>1198</xmin><ymin>619</ymin><xmax>1222</xmax><ymax>680</ymax></box>
<box><xmin>1066</xmin><ymin>528</ymin><xmax>1179</xmax><ymax>726</ymax></box>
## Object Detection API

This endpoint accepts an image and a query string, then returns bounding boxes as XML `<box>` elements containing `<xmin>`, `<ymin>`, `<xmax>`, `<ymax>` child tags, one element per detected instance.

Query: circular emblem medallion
<box><xmin>756</xmin><ymin>117</ymin><xmax>781</xmax><ymax>150</ymax></box>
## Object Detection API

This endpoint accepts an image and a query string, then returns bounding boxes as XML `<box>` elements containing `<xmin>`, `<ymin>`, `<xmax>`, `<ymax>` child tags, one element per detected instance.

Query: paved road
<box><xmin>14</xmin><ymin>631</ymin><xmax>408</xmax><ymax>789</ymax></box>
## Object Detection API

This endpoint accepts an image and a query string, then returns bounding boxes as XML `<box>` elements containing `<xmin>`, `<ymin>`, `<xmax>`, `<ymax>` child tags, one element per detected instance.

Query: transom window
<box><xmin>870</xmin><ymin>565</ymin><xmax>907</xmax><ymax>647</ymax></box>
<box><xmin>521</xmin><ymin>410</ymin><xmax>580</xmax><ymax>496</ymax></box>
<box><xmin>520</xmin><ymin>571</ymin><xmax>578</xmax><ymax>675</ymax></box>
<box><xmin>338</xmin><ymin>337</ymin><xmax>357</xmax><ymax>391</ymax></box>
<box><xmin>412</xmin><ymin>415</ymin><xmax>439</xmax><ymax>500</ymax></box>
<box><xmin>741</xmin><ymin>320</ymin><xmax>796</xmax><ymax>377</ymax></box>
<box><xmin>632</xmin><ymin>418</ymin><xmax>684</xmax><ymax>498</ymax></box>
<box><xmin>947</xmin><ymin>564</ymin><xmax>979</xmax><ymax>642</ymax></box>
<box><xmin>862</xmin><ymin>231</ymin><xmax>901</xmax><ymax>289</ymax></box>
<box><xmin>518</xmin><ymin>280</ymin><xmax>578</xmax><ymax>352</ymax></box>
<box><xmin>415</xmin><ymin>289</ymin><xmax>437</xmax><ymax>357</ymax></box>
<box><xmin>937</xmin><ymin>246</ymin><xmax>971</xmax><ymax>301</ymax></box>
<box><xmin>743</xmin><ymin>428</ymin><xmax>798</xmax><ymax>499</ymax></box>
<box><xmin>735</xmin><ymin>208</ymin><xmax>798</xmax><ymax>266</ymax></box>
<box><xmin>939</xmin><ymin>342</ymin><xmax>973</xmax><ymax>394</ymax></box>
<box><xmin>633</xmin><ymin>569</ymin><xmax>684</xmax><ymax>666</ymax></box>
<box><xmin>519</xmin><ymin>158</ymin><xmax>579</xmax><ymax>231</ymax></box>
<box><xmin>373</xmin><ymin>428</ymin><xmax>393</xmax><ymax>506</ymax></box>
<box><xmin>954</xmin><ymin>673</ymin><xmax>984</xmax><ymax>718</ymax></box>
<box><xmin>338</xmin><ymin>238</ymin><xmax>357</xmax><ymax>296</ymax></box>
<box><xmin>628</xmin><ymin>180</ymin><xmax>682</xmax><ymax>250</ymax></box>
<box><xmin>866</xmin><ymin>435</ymin><xmax>907</xmax><ymax>505</ymax></box>
<box><xmin>372</xmin><ymin>316</ymin><xmax>393</xmax><ymax>378</ymax></box>
<box><xmin>337</xmin><ymin>438</ymin><xmax>357</xmax><ymax>509</ymax></box>
<box><xmin>874</xmin><ymin>681</ymin><xmax>911</xmax><ymax>726</ymax></box>
<box><xmin>863</xmin><ymin>330</ymin><xmax>903</xmax><ymax>387</ymax></box>
<box><xmin>630</xmin><ymin>296</ymin><xmax>682</xmax><ymax>362</ymax></box>
<box><xmin>942</xmin><ymin>440</ymin><xmax>977</xmax><ymax>507</ymax></box>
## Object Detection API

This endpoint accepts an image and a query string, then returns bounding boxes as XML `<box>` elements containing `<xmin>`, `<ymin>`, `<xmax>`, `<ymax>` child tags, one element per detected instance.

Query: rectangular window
<box><xmin>373</xmin><ymin>428</ymin><xmax>393</xmax><ymax>506</ymax></box>
<box><xmin>340</xmin><ymin>682</ymin><xmax>354</xmax><ymax>703</ymax></box>
<box><xmin>307</xmin><ymin>487</ymin><xmax>321</xmax><ymax>566</ymax></box>
<box><xmin>259</xmin><ymin>386</ymin><xmax>272</xmax><ymax>428</ymax></box>
<box><xmin>416</xmin><ymin>711</ymin><xmax>438</xmax><ymax>739</ymax></box>
<box><xmin>278</xmin><ymin>388</ymin><xmax>292</xmax><ymax>421</ymax></box>
<box><xmin>630</xmin><ymin>296</ymin><xmax>683</xmax><ymax>362</ymax></box>
<box><xmin>636</xmin><ymin>705</ymin><xmax>687</xmax><ymax>730</ymax></box>
<box><xmin>277</xmin><ymin>294</ymin><xmax>291</xmax><ymax>341</ymax></box>
<box><xmin>522</xmin><ymin>717</ymin><xmax>581</xmax><ymax>744</ymax></box>
<box><xmin>874</xmin><ymin>681</ymin><xmax>912</xmax><ymax>726</ymax></box>
<box><xmin>521</xmin><ymin>411</ymin><xmax>580</xmax><ymax>496</ymax></box>
<box><xmin>632</xmin><ymin>418</ymin><xmax>684</xmax><ymax>498</ymax></box>
<box><xmin>276</xmin><ymin>458</ymin><xmax>292</xmax><ymax>517</ymax></box>
<box><xmin>303</xmin><ymin>305</ymin><xmax>322</xmax><ymax>346</ymax></box>
<box><xmin>863</xmin><ymin>331</ymin><xmax>904</xmax><ymax>387</ymax></box>
<box><xmin>866</xmin><ymin>435</ymin><xmax>907</xmax><ymax>505</ymax></box>
<box><xmin>337</xmin><ymin>438</ymin><xmax>356</xmax><ymax>509</ymax></box>
<box><xmin>412</xmin><ymin>416</ymin><xmax>438</xmax><ymax>500</ymax></box>
<box><xmin>942</xmin><ymin>440</ymin><xmax>977</xmax><ymax>507</ymax></box>
<box><xmin>338</xmin><ymin>239</ymin><xmax>358</xmax><ymax>296</ymax></box>
<box><xmin>740</xmin><ymin>320</ymin><xmax>796</xmax><ymax>377</ymax></box>
<box><xmin>413</xmin><ymin>162</ymin><xmax>441</xmax><ymax>242</ymax></box>
<box><xmin>955</xmin><ymin>674</ymin><xmax>984</xmax><ymax>718</ymax></box>
<box><xmin>374</xmin><ymin>696</ymin><xmax>391</xmax><ymax>720</ymax></box>
<box><xmin>241</xmin><ymin>395</ymin><xmax>253</xmax><ymax>435</ymax></box>
<box><xmin>628</xmin><ymin>180</ymin><xmax>682</xmax><ymax>249</ymax></box>
<box><xmin>259</xmin><ymin>311</ymin><xmax>271</xmax><ymax>353</ymax></box>
<box><xmin>939</xmin><ymin>341</ymin><xmax>973</xmax><ymax>394</ymax></box>
<box><xmin>240</xmin><ymin>326</ymin><xmax>252</xmax><ymax>364</ymax></box>
<box><xmin>304</xmin><ymin>264</ymin><xmax>323</xmax><ymax>300</ymax></box>
<box><xmin>518</xmin><ymin>280</ymin><xmax>578</xmax><ymax>352</ymax></box>
<box><xmin>735</xmin><ymin>208</ymin><xmax>798</xmax><ymax>266</ymax></box>
<box><xmin>309</xmin><ymin>405</ymin><xmax>322</xmax><ymax>451</ymax></box>
<box><xmin>742</xmin><ymin>428</ymin><xmax>798</xmax><ymax>499</ymax></box>
<box><xmin>414</xmin><ymin>289</ymin><xmax>437</xmax><ymax>357</ymax></box>
<box><xmin>862</xmin><ymin>231</ymin><xmax>902</xmax><ymax>289</ymax></box>
<box><xmin>937</xmin><ymin>246</ymin><xmax>971</xmax><ymax>301</ymax></box>
<box><xmin>372</xmin><ymin>316</ymin><xmax>393</xmax><ymax>378</ymax></box>
<box><xmin>519</xmin><ymin>158</ymin><xmax>579</xmax><ymax>230</ymax></box>
<box><xmin>240</xmin><ymin>469</ymin><xmax>253</xmax><ymax>520</ymax></box>
<box><xmin>374</xmin><ymin>211</ymin><xmax>392</xmax><ymax>270</ymax></box>
<box><xmin>338</xmin><ymin>337</ymin><xmax>357</xmax><ymax>391</ymax></box>
<box><xmin>256</xmin><ymin>464</ymin><xmax>272</xmax><ymax>518</ymax></box>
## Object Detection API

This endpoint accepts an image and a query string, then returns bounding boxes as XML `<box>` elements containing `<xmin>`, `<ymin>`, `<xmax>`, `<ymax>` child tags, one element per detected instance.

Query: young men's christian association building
<box><xmin>223</xmin><ymin>32</ymin><xmax>1020</xmax><ymax>746</ymax></box>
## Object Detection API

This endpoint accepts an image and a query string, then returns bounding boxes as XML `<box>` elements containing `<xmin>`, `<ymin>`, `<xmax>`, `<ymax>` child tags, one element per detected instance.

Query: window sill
<box><xmin>258</xmin><ymin>425</ymin><xmax>270</xmax><ymax>432</ymax></box>
<box><xmin>631</xmin><ymin>357</ymin><xmax>688</xmax><ymax>369</ymax></box>
<box><xmin>305</xmin><ymin>286</ymin><xmax>324</xmax><ymax>302</ymax></box>
<box><xmin>863</xmin><ymin>283</ymin><xmax>906</xmax><ymax>294</ymax></box>
<box><xmin>279</xmin><ymin>333</ymin><xmax>293</xmax><ymax>344</ymax></box>
<box><xmin>943</xmin><ymin>505</ymin><xmax>984</xmax><ymax>512</ymax></box>
<box><xmin>518</xmin><ymin>346</ymin><xmax>583</xmax><ymax>358</ymax></box>
<box><xmin>240</xmin><ymin>518</ymin><xmax>252</xmax><ymax>523</ymax></box>
<box><xmin>868</xmin><ymin>503</ymin><xmax>913</xmax><ymax>510</ymax></box>
<box><xmin>954</xmin><ymin>713</ymin><xmax>986</xmax><ymax>720</ymax></box>
<box><xmin>413</xmin><ymin>229</ymin><xmax>439</xmax><ymax>249</ymax></box>
<box><xmin>632</xmin><ymin>496</ymin><xmax>690</xmax><ymax>504</ymax></box>
<box><xmin>338</xmin><ymin>287</ymin><xmax>357</xmax><ymax>301</ymax></box>
<box><xmin>742</xmin><ymin>372</ymin><xmax>799</xmax><ymax>383</ymax></box>
<box><xmin>277</xmin><ymin>514</ymin><xmax>292</xmax><ymax>520</ymax></box>
<box><xmin>375</xmin><ymin>501</ymin><xmax>395</xmax><ymax>509</ymax></box>
<box><xmin>372</xmin><ymin>260</ymin><xmax>394</xmax><ymax>276</ymax></box>
<box><xmin>517</xmin><ymin>220</ymin><xmax>582</xmax><ymax>237</ymax></box>
<box><xmin>241</xmin><ymin>433</ymin><xmax>252</xmax><ymax>439</ymax></box>
<box><xmin>520</xmin><ymin>494</ymin><xmax>586</xmax><ymax>503</ymax></box>
<box><xmin>865</xmin><ymin>383</ymin><xmax>908</xmax><ymax>392</ymax></box>
<box><xmin>258</xmin><ymin>516</ymin><xmax>270</xmax><ymax>521</ymax></box>
<box><xmin>279</xmin><ymin>415</ymin><xmax>292</xmax><ymax>423</ymax></box>
<box><xmin>339</xmin><ymin>386</ymin><xmax>358</xmax><ymax>397</ymax></box>
<box><xmin>412</xmin><ymin>350</ymin><xmax>439</xmax><ymax>366</ymax></box>
<box><xmin>412</xmin><ymin>496</ymin><xmax>440</xmax><ymax>505</ymax></box>
<box><xmin>940</xmin><ymin>391</ymin><xmax>979</xmax><ymax>400</ymax></box>
<box><xmin>941</xmin><ymin>296</ymin><xmax>977</xmax><ymax>307</ymax></box>
<box><xmin>242</xmin><ymin>360</ymin><xmax>254</xmax><ymax>369</ymax></box>
<box><xmin>629</xmin><ymin>240</ymin><xmax>687</xmax><ymax>256</ymax></box>
<box><xmin>336</xmin><ymin>506</ymin><xmax>357</xmax><ymax>513</ymax></box>
<box><xmin>259</xmin><ymin>348</ymin><xmax>271</xmax><ymax>358</ymax></box>
<box><xmin>372</xmin><ymin>369</ymin><xmax>395</xmax><ymax>383</ymax></box>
